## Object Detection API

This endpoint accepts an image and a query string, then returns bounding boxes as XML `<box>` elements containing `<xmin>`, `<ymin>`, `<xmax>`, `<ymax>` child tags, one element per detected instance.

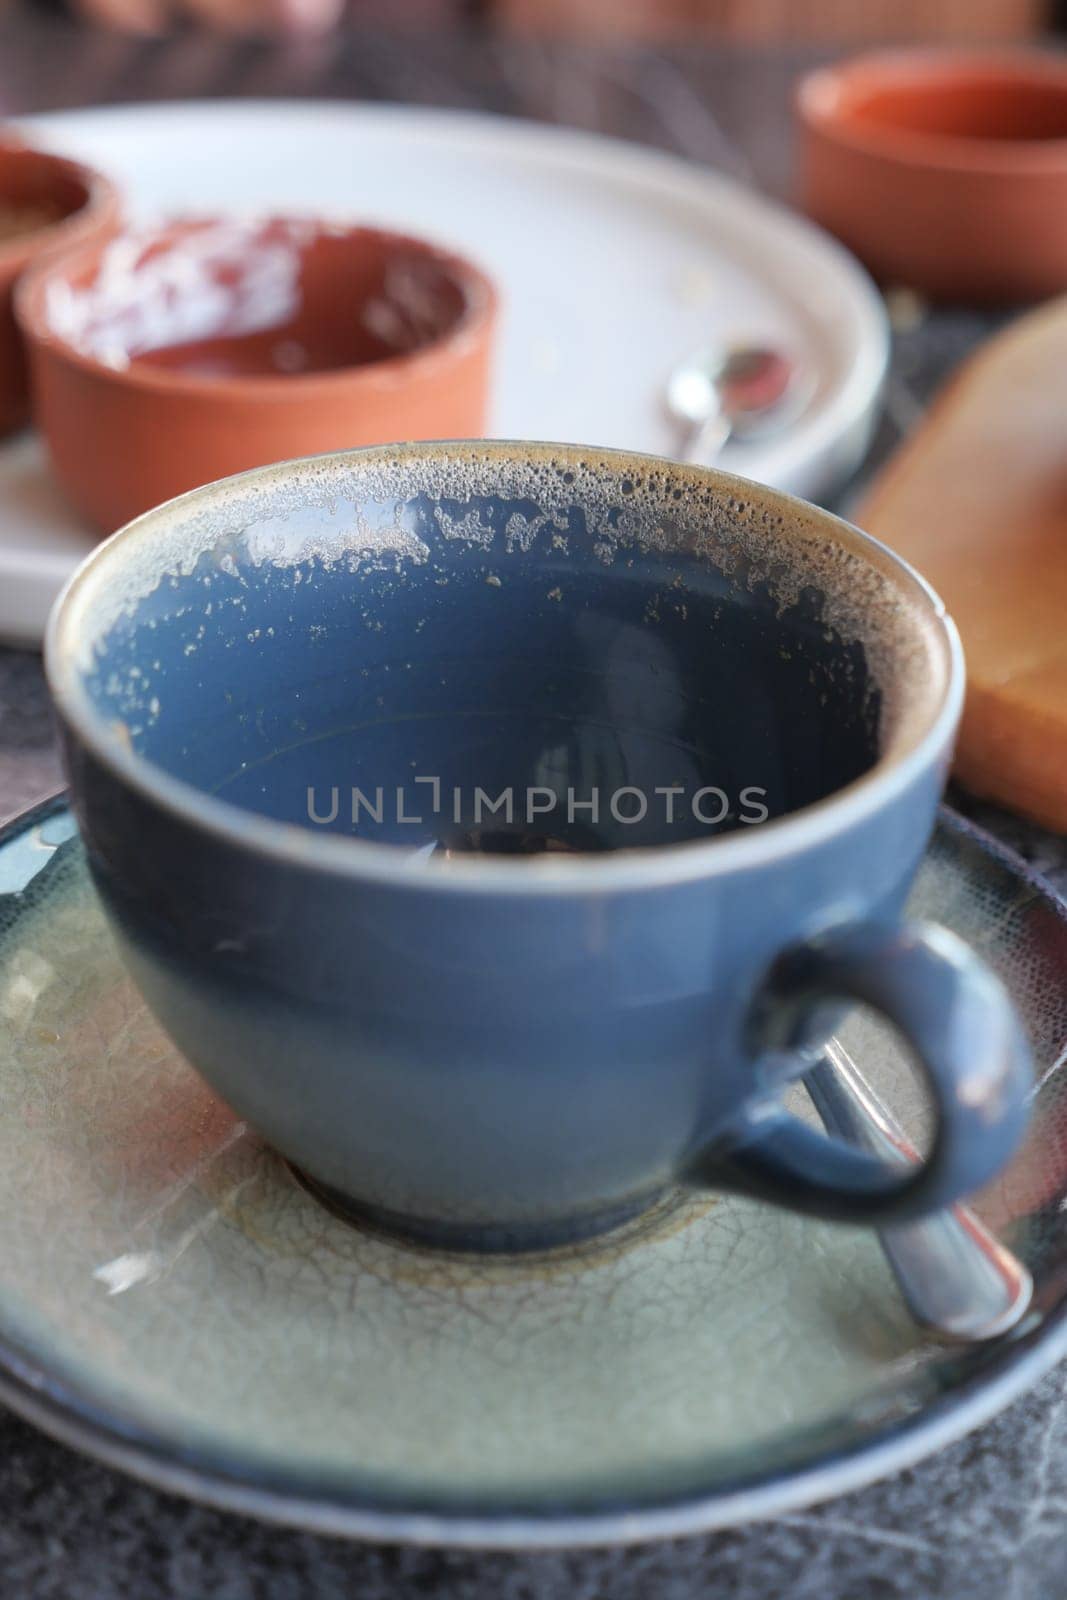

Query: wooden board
<box><xmin>858</xmin><ymin>296</ymin><xmax>1067</xmax><ymax>832</ymax></box>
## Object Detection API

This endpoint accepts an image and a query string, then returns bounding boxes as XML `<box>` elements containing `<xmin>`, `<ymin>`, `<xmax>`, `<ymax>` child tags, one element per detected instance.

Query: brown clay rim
<box><xmin>14</xmin><ymin>216</ymin><xmax>498</xmax><ymax>400</ymax></box>
<box><xmin>0</xmin><ymin>144</ymin><xmax>121</xmax><ymax>275</ymax></box>
<box><xmin>797</xmin><ymin>50</ymin><xmax>1067</xmax><ymax>175</ymax></box>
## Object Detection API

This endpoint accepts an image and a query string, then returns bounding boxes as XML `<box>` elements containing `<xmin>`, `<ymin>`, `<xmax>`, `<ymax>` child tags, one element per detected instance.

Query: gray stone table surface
<box><xmin>0</xmin><ymin>14</ymin><xmax>1066</xmax><ymax>1598</ymax></box>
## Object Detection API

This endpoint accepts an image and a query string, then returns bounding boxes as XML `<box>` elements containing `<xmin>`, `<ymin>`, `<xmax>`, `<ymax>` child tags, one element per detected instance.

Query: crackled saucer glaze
<box><xmin>0</xmin><ymin>798</ymin><xmax>1066</xmax><ymax>1545</ymax></box>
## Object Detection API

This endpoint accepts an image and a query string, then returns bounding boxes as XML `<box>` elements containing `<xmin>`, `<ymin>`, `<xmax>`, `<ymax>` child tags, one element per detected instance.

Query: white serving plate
<box><xmin>1</xmin><ymin>100</ymin><xmax>888</xmax><ymax>646</ymax></box>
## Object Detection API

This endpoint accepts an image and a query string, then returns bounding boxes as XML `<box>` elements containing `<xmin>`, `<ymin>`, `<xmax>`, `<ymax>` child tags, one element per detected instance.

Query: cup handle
<box><xmin>685</xmin><ymin>921</ymin><xmax>1032</xmax><ymax>1225</ymax></box>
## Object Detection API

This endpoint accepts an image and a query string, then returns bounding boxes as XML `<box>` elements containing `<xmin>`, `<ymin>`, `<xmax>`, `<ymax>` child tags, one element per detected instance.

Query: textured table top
<box><xmin>0</xmin><ymin>15</ymin><xmax>1066</xmax><ymax>1598</ymax></box>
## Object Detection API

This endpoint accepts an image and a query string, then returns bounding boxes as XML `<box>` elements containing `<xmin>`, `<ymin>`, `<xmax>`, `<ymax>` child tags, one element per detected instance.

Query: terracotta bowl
<box><xmin>797</xmin><ymin>51</ymin><xmax>1067</xmax><ymax>303</ymax></box>
<box><xmin>17</xmin><ymin>215</ymin><xmax>497</xmax><ymax>532</ymax></box>
<box><xmin>0</xmin><ymin>141</ymin><xmax>120</xmax><ymax>438</ymax></box>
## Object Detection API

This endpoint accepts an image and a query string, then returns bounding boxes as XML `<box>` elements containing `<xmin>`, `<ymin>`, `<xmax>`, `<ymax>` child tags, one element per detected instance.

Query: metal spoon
<box><xmin>666</xmin><ymin>343</ymin><xmax>814</xmax><ymax>463</ymax></box>
<box><xmin>806</xmin><ymin>1039</ymin><xmax>1033</xmax><ymax>1343</ymax></box>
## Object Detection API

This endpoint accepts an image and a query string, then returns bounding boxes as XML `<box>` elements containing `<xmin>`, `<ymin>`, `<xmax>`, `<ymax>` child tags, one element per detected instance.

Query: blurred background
<box><xmin>3</xmin><ymin>0</ymin><xmax>1065</xmax><ymax>40</ymax></box>
<box><xmin>0</xmin><ymin>0</ymin><xmax>1063</xmax><ymax>101</ymax></box>
<box><xmin>479</xmin><ymin>1</ymin><xmax>1059</xmax><ymax>39</ymax></box>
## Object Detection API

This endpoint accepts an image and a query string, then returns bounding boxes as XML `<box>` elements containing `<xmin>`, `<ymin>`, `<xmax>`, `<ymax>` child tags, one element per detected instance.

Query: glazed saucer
<box><xmin>1</xmin><ymin>796</ymin><xmax>1066</xmax><ymax>1548</ymax></box>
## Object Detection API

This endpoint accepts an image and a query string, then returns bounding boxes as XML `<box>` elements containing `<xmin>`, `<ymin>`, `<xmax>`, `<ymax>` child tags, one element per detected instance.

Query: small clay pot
<box><xmin>0</xmin><ymin>141</ymin><xmax>120</xmax><ymax>438</ymax></box>
<box><xmin>797</xmin><ymin>51</ymin><xmax>1067</xmax><ymax>303</ymax></box>
<box><xmin>17</xmin><ymin>216</ymin><xmax>497</xmax><ymax>532</ymax></box>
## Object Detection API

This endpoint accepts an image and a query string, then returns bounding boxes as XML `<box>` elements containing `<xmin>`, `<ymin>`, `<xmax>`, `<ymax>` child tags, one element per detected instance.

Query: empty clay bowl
<box><xmin>797</xmin><ymin>51</ymin><xmax>1067</xmax><ymax>303</ymax></box>
<box><xmin>17</xmin><ymin>215</ymin><xmax>497</xmax><ymax>531</ymax></box>
<box><xmin>0</xmin><ymin>141</ymin><xmax>119</xmax><ymax>438</ymax></box>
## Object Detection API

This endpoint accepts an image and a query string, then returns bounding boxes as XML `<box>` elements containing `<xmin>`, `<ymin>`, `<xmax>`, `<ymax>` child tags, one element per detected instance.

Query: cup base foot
<box><xmin>289</xmin><ymin>1167</ymin><xmax>666</xmax><ymax>1255</ymax></box>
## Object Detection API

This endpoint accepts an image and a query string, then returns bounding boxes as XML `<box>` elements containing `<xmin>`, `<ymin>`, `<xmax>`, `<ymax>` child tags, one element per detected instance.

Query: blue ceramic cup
<box><xmin>46</xmin><ymin>443</ymin><xmax>1031</xmax><ymax>1251</ymax></box>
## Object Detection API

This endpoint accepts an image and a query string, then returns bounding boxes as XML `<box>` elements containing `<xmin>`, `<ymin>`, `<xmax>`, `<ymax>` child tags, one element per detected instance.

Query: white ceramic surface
<box><xmin>0</xmin><ymin>100</ymin><xmax>888</xmax><ymax>647</ymax></box>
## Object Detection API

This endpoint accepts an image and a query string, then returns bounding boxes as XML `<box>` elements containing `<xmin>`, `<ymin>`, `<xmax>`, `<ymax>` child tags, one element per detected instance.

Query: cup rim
<box><xmin>45</xmin><ymin>441</ymin><xmax>964</xmax><ymax>897</ymax></box>
<box><xmin>14</xmin><ymin>214</ymin><xmax>497</xmax><ymax>401</ymax></box>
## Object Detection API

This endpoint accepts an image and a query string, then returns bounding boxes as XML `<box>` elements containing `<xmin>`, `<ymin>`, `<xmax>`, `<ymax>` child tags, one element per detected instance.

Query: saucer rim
<box><xmin>1</xmin><ymin>792</ymin><xmax>1065</xmax><ymax>1549</ymax></box>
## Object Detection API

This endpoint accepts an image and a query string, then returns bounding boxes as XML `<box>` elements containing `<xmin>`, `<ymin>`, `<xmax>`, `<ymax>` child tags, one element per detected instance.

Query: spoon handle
<box><xmin>806</xmin><ymin>1039</ymin><xmax>1032</xmax><ymax>1343</ymax></box>
<box><xmin>678</xmin><ymin>406</ymin><xmax>732</xmax><ymax>464</ymax></box>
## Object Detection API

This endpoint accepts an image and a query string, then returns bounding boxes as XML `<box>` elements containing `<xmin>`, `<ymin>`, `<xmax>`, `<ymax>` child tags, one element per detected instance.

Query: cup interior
<box><xmin>51</xmin><ymin>445</ymin><xmax>952</xmax><ymax>860</ymax></box>
<box><xmin>842</xmin><ymin>72</ymin><xmax>1067</xmax><ymax>145</ymax></box>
